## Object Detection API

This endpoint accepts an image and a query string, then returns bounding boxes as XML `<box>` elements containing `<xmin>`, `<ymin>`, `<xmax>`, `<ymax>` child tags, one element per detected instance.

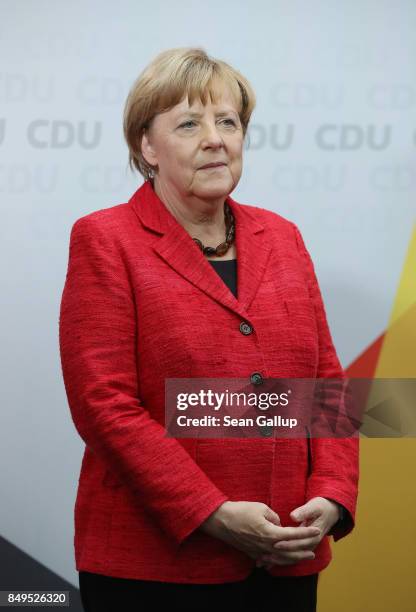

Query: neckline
<box><xmin>207</xmin><ymin>258</ymin><xmax>237</xmax><ymax>264</ymax></box>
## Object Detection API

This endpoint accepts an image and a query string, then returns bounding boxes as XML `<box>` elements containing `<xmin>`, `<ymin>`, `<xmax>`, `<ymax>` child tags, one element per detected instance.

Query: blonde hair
<box><xmin>123</xmin><ymin>47</ymin><xmax>256</xmax><ymax>180</ymax></box>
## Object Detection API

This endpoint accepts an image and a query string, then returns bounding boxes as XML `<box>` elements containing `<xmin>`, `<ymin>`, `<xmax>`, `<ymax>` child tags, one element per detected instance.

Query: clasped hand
<box><xmin>200</xmin><ymin>497</ymin><xmax>340</xmax><ymax>570</ymax></box>
<box><xmin>256</xmin><ymin>497</ymin><xmax>340</xmax><ymax>569</ymax></box>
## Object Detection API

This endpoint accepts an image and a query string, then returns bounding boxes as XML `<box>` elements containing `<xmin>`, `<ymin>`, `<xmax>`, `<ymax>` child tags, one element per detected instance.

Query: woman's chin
<box><xmin>194</xmin><ymin>178</ymin><xmax>236</xmax><ymax>199</ymax></box>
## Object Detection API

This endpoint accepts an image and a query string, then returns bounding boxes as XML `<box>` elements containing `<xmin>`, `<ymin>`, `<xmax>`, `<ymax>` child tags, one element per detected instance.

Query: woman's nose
<box><xmin>201</xmin><ymin>123</ymin><xmax>224</xmax><ymax>148</ymax></box>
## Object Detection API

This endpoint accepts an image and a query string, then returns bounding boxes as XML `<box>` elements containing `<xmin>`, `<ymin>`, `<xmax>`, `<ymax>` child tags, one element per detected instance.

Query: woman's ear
<box><xmin>141</xmin><ymin>129</ymin><xmax>158</xmax><ymax>167</ymax></box>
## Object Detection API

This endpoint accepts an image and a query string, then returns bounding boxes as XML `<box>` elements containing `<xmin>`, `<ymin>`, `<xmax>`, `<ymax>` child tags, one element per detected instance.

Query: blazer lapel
<box><xmin>129</xmin><ymin>180</ymin><xmax>273</xmax><ymax>320</ymax></box>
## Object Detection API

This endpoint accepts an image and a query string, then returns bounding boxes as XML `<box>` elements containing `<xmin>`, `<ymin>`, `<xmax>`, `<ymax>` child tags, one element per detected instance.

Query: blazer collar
<box><xmin>129</xmin><ymin>180</ymin><xmax>272</xmax><ymax>320</ymax></box>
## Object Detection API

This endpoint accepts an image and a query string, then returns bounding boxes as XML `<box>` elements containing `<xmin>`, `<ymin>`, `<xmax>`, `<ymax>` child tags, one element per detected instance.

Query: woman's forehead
<box><xmin>172</xmin><ymin>91</ymin><xmax>239</xmax><ymax>116</ymax></box>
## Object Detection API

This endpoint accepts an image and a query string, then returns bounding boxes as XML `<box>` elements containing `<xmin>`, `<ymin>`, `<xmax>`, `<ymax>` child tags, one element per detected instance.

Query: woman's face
<box><xmin>141</xmin><ymin>89</ymin><xmax>244</xmax><ymax>202</ymax></box>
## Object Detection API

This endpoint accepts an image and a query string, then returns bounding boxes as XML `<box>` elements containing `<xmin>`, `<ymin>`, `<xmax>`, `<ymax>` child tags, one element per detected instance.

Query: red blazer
<box><xmin>59</xmin><ymin>179</ymin><xmax>359</xmax><ymax>583</ymax></box>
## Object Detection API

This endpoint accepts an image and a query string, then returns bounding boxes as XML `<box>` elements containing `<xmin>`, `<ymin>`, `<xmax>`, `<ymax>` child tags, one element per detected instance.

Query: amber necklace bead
<box><xmin>192</xmin><ymin>202</ymin><xmax>235</xmax><ymax>258</ymax></box>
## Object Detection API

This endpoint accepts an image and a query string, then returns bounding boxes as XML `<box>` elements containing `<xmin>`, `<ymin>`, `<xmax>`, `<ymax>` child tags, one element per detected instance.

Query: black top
<box><xmin>208</xmin><ymin>258</ymin><xmax>237</xmax><ymax>298</ymax></box>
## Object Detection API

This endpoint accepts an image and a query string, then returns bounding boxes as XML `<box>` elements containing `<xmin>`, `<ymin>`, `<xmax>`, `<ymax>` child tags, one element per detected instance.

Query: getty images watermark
<box><xmin>175</xmin><ymin>386</ymin><xmax>297</xmax><ymax>428</ymax></box>
<box><xmin>165</xmin><ymin>378</ymin><xmax>416</xmax><ymax>439</ymax></box>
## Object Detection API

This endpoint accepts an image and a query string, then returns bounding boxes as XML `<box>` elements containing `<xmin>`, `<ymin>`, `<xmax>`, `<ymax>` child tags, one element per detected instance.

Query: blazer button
<box><xmin>239</xmin><ymin>321</ymin><xmax>253</xmax><ymax>335</ymax></box>
<box><xmin>250</xmin><ymin>372</ymin><xmax>263</xmax><ymax>385</ymax></box>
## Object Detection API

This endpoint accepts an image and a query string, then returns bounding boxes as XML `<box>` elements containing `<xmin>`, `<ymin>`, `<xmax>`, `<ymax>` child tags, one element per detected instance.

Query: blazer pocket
<box><xmin>284</xmin><ymin>297</ymin><xmax>317</xmax><ymax>327</ymax></box>
<box><xmin>102</xmin><ymin>469</ymin><xmax>122</xmax><ymax>489</ymax></box>
<box><xmin>283</xmin><ymin>297</ymin><xmax>319</xmax><ymax>366</ymax></box>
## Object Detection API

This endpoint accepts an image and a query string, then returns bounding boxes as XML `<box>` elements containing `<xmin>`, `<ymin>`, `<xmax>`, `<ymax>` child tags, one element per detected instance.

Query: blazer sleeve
<box><xmin>324</xmin><ymin>500</ymin><xmax>354</xmax><ymax>539</ymax></box>
<box><xmin>59</xmin><ymin>216</ymin><xmax>229</xmax><ymax>545</ymax></box>
<box><xmin>292</xmin><ymin>224</ymin><xmax>359</xmax><ymax>542</ymax></box>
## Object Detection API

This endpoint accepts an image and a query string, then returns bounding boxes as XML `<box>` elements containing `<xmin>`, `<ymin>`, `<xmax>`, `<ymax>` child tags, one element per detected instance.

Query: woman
<box><xmin>59</xmin><ymin>47</ymin><xmax>359</xmax><ymax>612</ymax></box>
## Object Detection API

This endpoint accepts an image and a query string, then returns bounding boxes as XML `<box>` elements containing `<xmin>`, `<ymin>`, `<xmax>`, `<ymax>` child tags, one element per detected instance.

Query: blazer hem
<box><xmin>76</xmin><ymin>552</ymin><xmax>331</xmax><ymax>584</ymax></box>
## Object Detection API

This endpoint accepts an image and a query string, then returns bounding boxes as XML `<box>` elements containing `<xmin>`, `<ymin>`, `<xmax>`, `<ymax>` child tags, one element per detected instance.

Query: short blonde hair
<box><xmin>123</xmin><ymin>47</ymin><xmax>256</xmax><ymax>180</ymax></box>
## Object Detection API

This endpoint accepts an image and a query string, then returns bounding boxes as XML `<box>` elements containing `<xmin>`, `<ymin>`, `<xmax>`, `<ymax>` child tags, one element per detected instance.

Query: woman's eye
<box><xmin>179</xmin><ymin>119</ymin><xmax>237</xmax><ymax>129</ymax></box>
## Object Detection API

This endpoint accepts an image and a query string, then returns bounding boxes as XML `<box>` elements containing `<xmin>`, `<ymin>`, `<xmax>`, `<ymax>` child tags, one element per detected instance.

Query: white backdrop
<box><xmin>1</xmin><ymin>0</ymin><xmax>414</xmax><ymax>587</ymax></box>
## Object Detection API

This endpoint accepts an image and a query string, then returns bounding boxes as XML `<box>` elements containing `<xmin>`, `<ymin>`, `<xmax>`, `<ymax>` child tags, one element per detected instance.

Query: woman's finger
<box><xmin>269</xmin><ymin>525</ymin><xmax>321</xmax><ymax>541</ymax></box>
<box><xmin>261</xmin><ymin>549</ymin><xmax>315</xmax><ymax>565</ymax></box>
<box><xmin>273</xmin><ymin>535</ymin><xmax>321</xmax><ymax>552</ymax></box>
